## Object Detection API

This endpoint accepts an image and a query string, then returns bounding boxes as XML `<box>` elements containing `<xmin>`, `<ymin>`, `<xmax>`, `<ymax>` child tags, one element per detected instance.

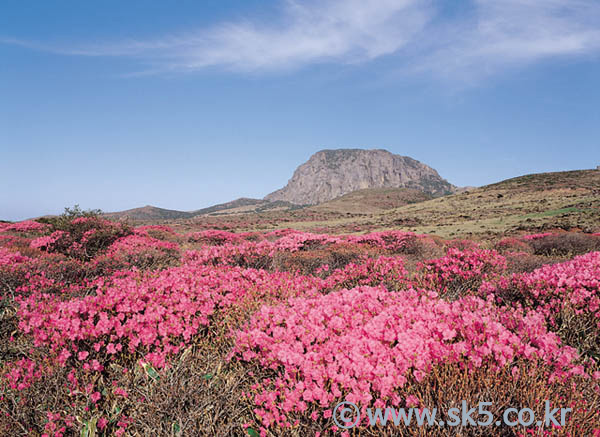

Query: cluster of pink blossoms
<box><xmin>185</xmin><ymin>230</ymin><xmax>425</xmax><ymax>269</ymax></box>
<box><xmin>234</xmin><ymin>286</ymin><xmax>582</xmax><ymax>430</ymax></box>
<box><xmin>2</xmin><ymin>219</ymin><xmax>600</xmax><ymax>435</ymax></box>
<box><xmin>418</xmin><ymin>248</ymin><xmax>507</xmax><ymax>289</ymax></box>
<box><xmin>0</xmin><ymin>247</ymin><xmax>31</xmax><ymax>267</ymax></box>
<box><xmin>188</xmin><ymin>229</ymin><xmax>248</xmax><ymax>245</ymax></box>
<box><xmin>106</xmin><ymin>234</ymin><xmax>179</xmax><ymax>258</ymax></box>
<box><xmin>0</xmin><ymin>220</ymin><xmax>48</xmax><ymax>233</ymax></box>
<box><xmin>345</xmin><ymin>231</ymin><xmax>421</xmax><ymax>252</ymax></box>
<box><xmin>481</xmin><ymin>251</ymin><xmax>600</xmax><ymax>329</ymax></box>
<box><xmin>3</xmin><ymin>358</ymin><xmax>45</xmax><ymax>391</ymax></box>
<box><xmin>30</xmin><ymin>230</ymin><xmax>67</xmax><ymax>250</ymax></box>
<box><xmin>271</xmin><ymin>229</ymin><xmax>419</xmax><ymax>253</ymax></box>
<box><xmin>318</xmin><ymin>256</ymin><xmax>410</xmax><ymax>291</ymax></box>
<box><xmin>521</xmin><ymin>232</ymin><xmax>554</xmax><ymax>241</ymax></box>
<box><xmin>15</xmin><ymin>260</ymin><xmax>324</xmax><ymax>371</ymax></box>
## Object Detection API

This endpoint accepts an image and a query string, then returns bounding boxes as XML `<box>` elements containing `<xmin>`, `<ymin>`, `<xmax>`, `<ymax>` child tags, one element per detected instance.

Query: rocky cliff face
<box><xmin>265</xmin><ymin>149</ymin><xmax>456</xmax><ymax>205</ymax></box>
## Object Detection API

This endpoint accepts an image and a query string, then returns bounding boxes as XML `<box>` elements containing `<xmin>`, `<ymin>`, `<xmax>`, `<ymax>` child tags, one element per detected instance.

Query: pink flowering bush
<box><xmin>0</xmin><ymin>248</ymin><xmax>38</xmax><ymax>302</ymax></box>
<box><xmin>19</xmin><ymin>207</ymin><xmax>132</xmax><ymax>261</ymax></box>
<box><xmin>188</xmin><ymin>229</ymin><xmax>244</xmax><ymax>245</ymax></box>
<box><xmin>0</xmin><ymin>248</ymin><xmax>31</xmax><ymax>267</ymax></box>
<box><xmin>2</xmin><ymin>259</ymin><xmax>322</xmax><ymax>434</ymax></box>
<box><xmin>30</xmin><ymin>230</ymin><xmax>67</xmax><ymax>251</ymax></box>
<box><xmin>522</xmin><ymin>232</ymin><xmax>554</xmax><ymax>241</ymax></box>
<box><xmin>17</xmin><ymin>265</ymin><xmax>246</xmax><ymax>369</ymax></box>
<box><xmin>345</xmin><ymin>230</ymin><xmax>417</xmax><ymax>252</ymax></box>
<box><xmin>185</xmin><ymin>240</ymin><xmax>275</xmax><ymax>270</ymax></box>
<box><xmin>2</xmin><ymin>222</ymin><xmax>600</xmax><ymax>435</ymax></box>
<box><xmin>481</xmin><ymin>251</ymin><xmax>600</xmax><ymax>360</ymax></box>
<box><xmin>318</xmin><ymin>255</ymin><xmax>410</xmax><ymax>291</ymax></box>
<box><xmin>1</xmin><ymin>251</ymin><xmax>123</xmax><ymax>302</ymax></box>
<box><xmin>0</xmin><ymin>220</ymin><xmax>48</xmax><ymax>233</ymax></box>
<box><xmin>273</xmin><ymin>242</ymin><xmax>374</xmax><ymax>275</ymax></box>
<box><xmin>106</xmin><ymin>234</ymin><xmax>180</xmax><ymax>270</ymax></box>
<box><xmin>2</xmin><ymin>358</ymin><xmax>45</xmax><ymax>391</ymax></box>
<box><xmin>234</xmin><ymin>286</ymin><xmax>585</xmax><ymax>431</ymax></box>
<box><xmin>184</xmin><ymin>230</ymin><xmax>438</xmax><ymax>273</ymax></box>
<box><xmin>14</xmin><ymin>257</ymin><xmax>325</xmax><ymax>371</ymax></box>
<box><xmin>417</xmin><ymin>248</ymin><xmax>507</xmax><ymax>299</ymax></box>
<box><xmin>132</xmin><ymin>225</ymin><xmax>184</xmax><ymax>246</ymax></box>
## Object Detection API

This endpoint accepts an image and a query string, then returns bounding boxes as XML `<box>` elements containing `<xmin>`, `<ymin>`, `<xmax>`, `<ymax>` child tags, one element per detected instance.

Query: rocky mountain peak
<box><xmin>265</xmin><ymin>148</ymin><xmax>456</xmax><ymax>205</ymax></box>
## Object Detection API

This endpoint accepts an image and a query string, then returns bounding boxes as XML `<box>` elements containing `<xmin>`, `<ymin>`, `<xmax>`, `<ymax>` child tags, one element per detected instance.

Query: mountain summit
<box><xmin>265</xmin><ymin>149</ymin><xmax>456</xmax><ymax>205</ymax></box>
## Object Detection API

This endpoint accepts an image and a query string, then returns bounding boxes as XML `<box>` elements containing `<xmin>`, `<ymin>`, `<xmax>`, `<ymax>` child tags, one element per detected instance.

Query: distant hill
<box><xmin>374</xmin><ymin>169</ymin><xmax>600</xmax><ymax>237</ymax></box>
<box><xmin>192</xmin><ymin>197</ymin><xmax>300</xmax><ymax>216</ymax></box>
<box><xmin>265</xmin><ymin>149</ymin><xmax>456</xmax><ymax>205</ymax></box>
<box><xmin>104</xmin><ymin>205</ymin><xmax>193</xmax><ymax>221</ymax></box>
<box><xmin>192</xmin><ymin>198</ymin><xmax>267</xmax><ymax>215</ymax></box>
<box><xmin>103</xmin><ymin>198</ymin><xmax>302</xmax><ymax>221</ymax></box>
<box><xmin>310</xmin><ymin>187</ymin><xmax>432</xmax><ymax>214</ymax></box>
<box><xmin>101</xmin><ymin>169</ymin><xmax>599</xmax><ymax>237</ymax></box>
<box><xmin>102</xmin><ymin>149</ymin><xmax>456</xmax><ymax>221</ymax></box>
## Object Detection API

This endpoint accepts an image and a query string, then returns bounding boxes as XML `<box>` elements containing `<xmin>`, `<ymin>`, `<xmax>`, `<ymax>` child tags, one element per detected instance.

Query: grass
<box><xmin>372</xmin><ymin>170</ymin><xmax>600</xmax><ymax>238</ymax></box>
<box><xmin>523</xmin><ymin>207</ymin><xmax>584</xmax><ymax>218</ymax></box>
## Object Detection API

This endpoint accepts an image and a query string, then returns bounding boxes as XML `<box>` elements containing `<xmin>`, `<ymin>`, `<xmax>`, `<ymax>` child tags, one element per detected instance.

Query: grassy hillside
<box><xmin>102</xmin><ymin>198</ymin><xmax>302</xmax><ymax>222</ymax></box>
<box><xmin>181</xmin><ymin>169</ymin><xmax>599</xmax><ymax>237</ymax></box>
<box><xmin>104</xmin><ymin>170</ymin><xmax>600</xmax><ymax>238</ymax></box>
<box><xmin>310</xmin><ymin>187</ymin><xmax>432</xmax><ymax>214</ymax></box>
<box><xmin>192</xmin><ymin>198</ymin><xmax>267</xmax><ymax>215</ymax></box>
<box><xmin>104</xmin><ymin>205</ymin><xmax>193</xmax><ymax>221</ymax></box>
<box><xmin>194</xmin><ymin>198</ymin><xmax>302</xmax><ymax>216</ymax></box>
<box><xmin>373</xmin><ymin>169</ymin><xmax>600</xmax><ymax>238</ymax></box>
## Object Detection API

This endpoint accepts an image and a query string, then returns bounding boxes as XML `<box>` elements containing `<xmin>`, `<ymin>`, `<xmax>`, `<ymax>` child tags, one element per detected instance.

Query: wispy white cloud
<box><xmin>162</xmin><ymin>0</ymin><xmax>434</xmax><ymax>72</ymax></box>
<box><xmin>415</xmin><ymin>0</ymin><xmax>600</xmax><ymax>79</ymax></box>
<box><xmin>0</xmin><ymin>0</ymin><xmax>431</xmax><ymax>72</ymax></box>
<box><xmin>2</xmin><ymin>0</ymin><xmax>600</xmax><ymax>78</ymax></box>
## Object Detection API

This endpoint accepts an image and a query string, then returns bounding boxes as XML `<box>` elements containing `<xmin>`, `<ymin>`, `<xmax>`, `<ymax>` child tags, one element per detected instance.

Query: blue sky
<box><xmin>1</xmin><ymin>0</ymin><xmax>599</xmax><ymax>221</ymax></box>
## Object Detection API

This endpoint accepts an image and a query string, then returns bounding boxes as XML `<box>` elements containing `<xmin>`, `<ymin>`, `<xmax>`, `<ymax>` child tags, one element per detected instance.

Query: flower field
<box><xmin>1</xmin><ymin>215</ymin><xmax>599</xmax><ymax>436</ymax></box>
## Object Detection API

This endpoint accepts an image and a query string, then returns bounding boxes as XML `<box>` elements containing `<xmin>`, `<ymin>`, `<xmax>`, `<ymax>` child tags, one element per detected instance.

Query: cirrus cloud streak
<box><xmin>2</xmin><ymin>0</ymin><xmax>600</xmax><ymax>78</ymax></box>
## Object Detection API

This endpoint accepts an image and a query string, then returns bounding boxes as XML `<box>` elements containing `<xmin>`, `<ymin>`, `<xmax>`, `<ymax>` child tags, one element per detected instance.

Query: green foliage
<box><xmin>36</xmin><ymin>204</ymin><xmax>103</xmax><ymax>229</ymax></box>
<box><xmin>80</xmin><ymin>417</ymin><xmax>97</xmax><ymax>437</ymax></box>
<box><xmin>36</xmin><ymin>205</ymin><xmax>132</xmax><ymax>261</ymax></box>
